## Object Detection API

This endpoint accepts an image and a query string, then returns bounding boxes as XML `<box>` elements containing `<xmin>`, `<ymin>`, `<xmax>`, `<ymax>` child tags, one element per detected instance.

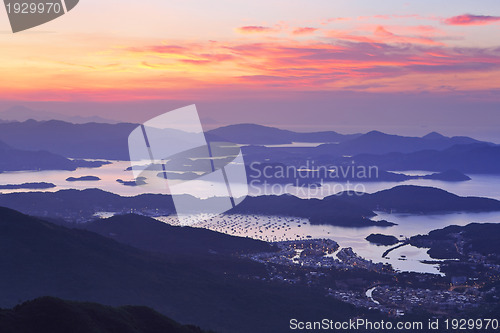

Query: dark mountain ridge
<box><xmin>0</xmin><ymin>297</ymin><xmax>210</xmax><ymax>333</ymax></box>
<box><xmin>332</xmin><ymin>185</ymin><xmax>500</xmax><ymax>213</ymax></box>
<box><xmin>0</xmin><ymin>120</ymin><xmax>136</xmax><ymax>159</ymax></box>
<box><xmin>0</xmin><ymin>188</ymin><xmax>389</xmax><ymax>227</ymax></box>
<box><xmin>317</xmin><ymin>130</ymin><xmax>484</xmax><ymax>156</ymax></box>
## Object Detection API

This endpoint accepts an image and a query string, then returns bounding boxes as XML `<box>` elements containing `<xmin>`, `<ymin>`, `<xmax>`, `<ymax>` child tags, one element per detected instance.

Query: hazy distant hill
<box><xmin>353</xmin><ymin>143</ymin><xmax>500</xmax><ymax>173</ymax></box>
<box><xmin>241</xmin><ymin>132</ymin><xmax>491</xmax><ymax>174</ymax></box>
<box><xmin>0</xmin><ymin>140</ymin><xmax>107</xmax><ymax>172</ymax></box>
<box><xmin>333</xmin><ymin>185</ymin><xmax>500</xmax><ymax>213</ymax></box>
<box><xmin>231</xmin><ymin>194</ymin><xmax>394</xmax><ymax>227</ymax></box>
<box><xmin>0</xmin><ymin>121</ymin><xmax>359</xmax><ymax>160</ymax></box>
<box><xmin>0</xmin><ymin>120</ymin><xmax>135</xmax><ymax>159</ymax></box>
<box><xmin>0</xmin><ymin>297</ymin><xmax>210</xmax><ymax>333</ymax></box>
<box><xmin>0</xmin><ymin>189</ymin><xmax>176</xmax><ymax>222</ymax></box>
<box><xmin>0</xmin><ymin>119</ymin><xmax>489</xmax><ymax>163</ymax></box>
<box><xmin>317</xmin><ymin>130</ymin><xmax>484</xmax><ymax>155</ymax></box>
<box><xmin>2</xmin><ymin>186</ymin><xmax>499</xmax><ymax>226</ymax></box>
<box><xmin>0</xmin><ymin>106</ymin><xmax>116</xmax><ymax>124</ymax></box>
<box><xmin>206</xmin><ymin>123</ymin><xmax>360</xmax><ymax>144</ymax></box>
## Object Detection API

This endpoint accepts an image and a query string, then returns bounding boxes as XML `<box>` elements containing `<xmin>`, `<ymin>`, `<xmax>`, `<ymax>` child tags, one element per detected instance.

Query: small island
<box><xmin>66</xmin><ymin>176</ymin><xmax>101</xmax><ymax>182</ymax></box>
<box><xmin>366</xmin><ymin>233</ymin><xmax>399</xmax><ymax>246</ymax></box>
<box><xmin>0</xmin><ymin>182</ymin><xmax>56</xmax><ymax>190</ymax></box>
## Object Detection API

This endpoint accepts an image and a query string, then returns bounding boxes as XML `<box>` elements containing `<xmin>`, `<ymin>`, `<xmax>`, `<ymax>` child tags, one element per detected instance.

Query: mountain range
<box><xmin>333</xmin><ymin>185</ymin><xmax>500</xmax><ymax>213</ymax></box>
<box><xmin>206</xmin><ymin>123</ymin><xmax>360</xmax><ymax>144</ymax></box>
<box><xmin>1</xmin><ymin>186</ymin><xmax>499</xmax><ymax>227</ymax></box>
<box><xmin>0</xmin><ymin>206</ymin><xmax>372</xmax><ymax>333</ymax></box>
<box><xmin>0</xmin><ymin>119</ymin><xmax>491</xmax><ymax>160</ymax></box>
<box><xmin>0</xmin><ymin>188</ymin><xmax>386</xmax><ymax>227</ymax></box>
<box><xmin>0</xmin><ymin>106</ymin><xmax>117</xmax><ymax>124</ymax></box>
<box><xmin>0</xmin><ymin>119</ymin><xmax>497</xmax><ymax>179</ymax></box>
<box><xmin>353</xmin><ymin>143</ymin><xmax>500</xmax><ymax>174</ymax></box>
<box><xmin>316</xmin><ymin>130</ymin><xmax>483</xmax><ymax>155</ymax></box>
<box><xmin>0</xmin><ymin>120</ymin><xmax>135</xmax><ymax>159</ymax></box>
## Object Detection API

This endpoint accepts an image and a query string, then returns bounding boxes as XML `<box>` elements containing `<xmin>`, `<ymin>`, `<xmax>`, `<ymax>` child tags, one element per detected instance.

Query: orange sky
<box><xmin>1</xmin><ymin>1</ymin><xmax>500</xmax><ymax>102</ymax></box>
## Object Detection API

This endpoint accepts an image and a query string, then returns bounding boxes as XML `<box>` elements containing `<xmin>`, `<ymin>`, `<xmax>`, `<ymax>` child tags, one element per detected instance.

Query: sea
<box><xmin>1</xmin><ymin>160</ymin><xmax>500</xmax><ymax>275</ymax></box>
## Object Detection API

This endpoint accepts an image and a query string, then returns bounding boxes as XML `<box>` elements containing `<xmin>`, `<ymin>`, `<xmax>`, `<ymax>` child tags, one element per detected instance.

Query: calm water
<box><xmin>2</xmin><ymin>161</ymin><xmax>500</xmax><ymax>274</ymax></box>
<box><xmin>1</xmin><ymin>162</ymin><xmax>500</xmax><ymax>200</ymax></box>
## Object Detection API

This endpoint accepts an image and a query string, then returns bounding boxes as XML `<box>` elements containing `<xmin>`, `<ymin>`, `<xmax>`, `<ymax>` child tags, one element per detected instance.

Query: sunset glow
<box><xmin>1</xmin><ymin>0</ymin><xmax>500</xmax><ymax>102</ymax></box>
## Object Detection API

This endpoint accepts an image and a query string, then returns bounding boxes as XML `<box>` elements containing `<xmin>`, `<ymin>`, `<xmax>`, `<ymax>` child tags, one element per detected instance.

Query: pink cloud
<box><xmin>321</xmin><ymin>17</ymin><xmax>351</xmax><ymax>25</ymax></box>
<box><xmin>444</xmin><ymin>14</ymin><xmax>500</xmax><ymax>26</ymax></box>
<box><xmin>292</xmin><ymin>27</ymin><xmax>318</xmax><ymax>35</ymax></box>
<box><xmin>236</xmin><ymin>26</ymin><xmax>278</xmax><ymax>34</ymax></box>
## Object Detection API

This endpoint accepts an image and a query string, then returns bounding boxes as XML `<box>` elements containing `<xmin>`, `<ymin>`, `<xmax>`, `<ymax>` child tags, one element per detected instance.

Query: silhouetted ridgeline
<box><xmin>0</xmin><ymin>140</ymin><xmax>108</xmax><ymax>172</ymax></box>
<box><xmin>0</xmin><ymin>188</ymin><xmax>390</xmax><ymax>227</ymax></box>
<box><xmin>81</xmin><ymin>213</ymin><xmax>275</xmax><ymax>256</ymax></box>
<box><xmin>316</xmin><ymin>130</ymin><xmax>483</xmax><ymax>155</ymax></box>
<box><xmin>332</xmin><ymin>185</ymin><xmax>500</xmax><ymax>213</ymax></box>
<box><xmin>0</xmin><ymin>297</ymin><xmax>212</xmax><ymax>333</ymax></box>
<box><xmin>0</xmin><ymin>105</ymin><xmax>116</xmax><ymax>124</ymax></box>
<box><xmin>206</xmin><ymin>123</ymin><xmax>360</xmax><ymax>144</ymax></box>
<box><xmin>0</xmin><ymin>120</ymin><xmax>135</xmax><ymax>159</ymax></box>
<box><xmin>353</xmin><ymin>143</ymin><xmax>500</xmax><ymax>174</ymax></box>
<box><xmin>1</xmin><ymin>186</ymin><xmax>499</xmax><ymax>225</ymax></box>
<box><xmin>229</xmin><ymin>194</ymin><xmax>393</xmax><ymax>227</ymax></box>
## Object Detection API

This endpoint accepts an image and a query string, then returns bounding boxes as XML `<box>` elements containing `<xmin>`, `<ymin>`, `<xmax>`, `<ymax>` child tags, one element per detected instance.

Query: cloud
<box><xmin>328</xmin><ymin>25</ymin><xmax>444</xmax><ymax>46</ymax></box>
<box><xmin>443</xmin><ymin>14</ymin><xmax>500</xmax><ymax>26</ymax></box>
<box><xmin>236</xmin><ymin>26</ymin><xmax>279</xmax><ymax>34</ymax></box>
<box><xmin>321</xmin><ymin>17</ymin><xmax>351</xmax><ymax>25</ymax></box>
<box><xmin>4</xmin><ymin>18</ymin><xmax>500</xmax><ymax>102</ymax></box>
<box><xmin>127</xmin><ymin>45</ymin><xmax>188</xmax><ymax>55</ymax></box>
<box><xmin>292</xmin><ymin>27</ymin><xmax>318</xmax><ymax>35</ymax></box>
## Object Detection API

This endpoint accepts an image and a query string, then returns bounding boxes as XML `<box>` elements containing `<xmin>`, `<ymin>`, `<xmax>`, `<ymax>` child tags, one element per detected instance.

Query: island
<box><xmin>0</xmin><ymin>182</ymin><xmax>56</xmax><ymax>190</ymax></box>
<box><xmin>66</xmin><ymin>176</ymin><xmax>101</xmax><ymax>182</ymax></box>
<box><xmin>365</xmin><ymin>233</ymin><xmax>399</xmax><ymax>246</ymax></box>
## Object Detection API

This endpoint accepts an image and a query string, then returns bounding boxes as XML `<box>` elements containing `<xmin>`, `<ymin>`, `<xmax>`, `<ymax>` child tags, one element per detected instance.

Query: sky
<box><xmin>1</xmin><ymin>0</ymin><xmax>500</xmax><ymax>140</ymax></box>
